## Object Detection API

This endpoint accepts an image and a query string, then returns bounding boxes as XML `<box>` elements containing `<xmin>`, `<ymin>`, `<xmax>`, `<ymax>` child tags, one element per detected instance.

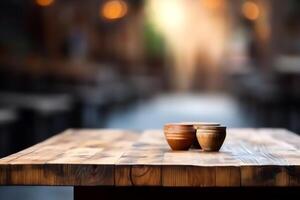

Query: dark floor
<box><xmin>0</xmin><ymin>93</ymin><xmax>252</xmax><ymax>200</ymax></box>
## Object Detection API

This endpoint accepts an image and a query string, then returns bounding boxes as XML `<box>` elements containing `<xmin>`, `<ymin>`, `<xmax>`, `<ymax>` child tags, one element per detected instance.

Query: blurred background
<box><xmin>0</xmin><ymin>0</ymin><xmax>300</xmax><ymax>199</ymax></box>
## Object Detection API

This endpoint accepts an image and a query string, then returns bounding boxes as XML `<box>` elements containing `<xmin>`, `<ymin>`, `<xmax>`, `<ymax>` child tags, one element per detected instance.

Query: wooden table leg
<box><xmin>74</xmin><ymin>186</ymin><xmax>299</xmax><ymax>200</ymax></box>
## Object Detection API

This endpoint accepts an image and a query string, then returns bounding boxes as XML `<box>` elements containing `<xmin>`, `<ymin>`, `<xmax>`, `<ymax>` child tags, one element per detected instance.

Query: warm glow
<box><xmin>242</xmin><ymin>1</ymin><xmax>260</xmax><ymax>20</ymax></box>
<box><xmin>36</xmin><ymin>0</ymin><xmax>54</xmax><ymax>7</ymax></box>
<box><xmin>151</xmin><ymin>0</ymin><xmax>185</xmax><ymax>32</ymax></box>
<box><xmin>101</xmin><ymin>0</ymin><xmax>128</xmax><ymax>20</ymax></box>
<box><xmin>147</xmin><ymin>0</ymin><xmax>228</xmax><ymax>90</ymax></box>
<box><xmin>203</xmin><ymin>0</ymin><xmax>222</xmax><ymax>10</ymax></box>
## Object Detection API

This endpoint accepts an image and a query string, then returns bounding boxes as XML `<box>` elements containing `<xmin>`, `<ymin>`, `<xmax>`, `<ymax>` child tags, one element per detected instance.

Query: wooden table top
<box><xmin>0</xmin><ymin>129</ymin><xmax>299</xmax><ymax>187</ymax></box>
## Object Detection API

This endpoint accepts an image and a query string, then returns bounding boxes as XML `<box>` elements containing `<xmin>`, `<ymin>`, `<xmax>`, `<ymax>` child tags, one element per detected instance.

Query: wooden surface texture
<box><xmin>0</xmin><ymin>128</ymin><xmax>299</xmax><ymax>187</ymax></box>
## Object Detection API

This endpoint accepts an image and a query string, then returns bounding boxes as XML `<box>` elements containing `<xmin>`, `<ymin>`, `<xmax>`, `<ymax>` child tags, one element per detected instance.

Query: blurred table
<box><xmin>0</xmin><ymin>58</ymin><xmax>102</xmax><ymax>83</ymax></box>
<box><xmin>275</xmin><ymin>55</ymin><xmax>300</xmax><ymax>75</ymax></box>
<box><xmin>0</xmin><ymin>92</ymin><xmax>72</xmax><ymax>114</ymax></box>
<box><xmin>0</xmin><ymin>92</ymin><xmax>73</xmax><ymax>148</ymax></box>
<box><xmin>0</xmin><ymin>129</ymin><xmax>299</xmax><ymax>199</ymax></box>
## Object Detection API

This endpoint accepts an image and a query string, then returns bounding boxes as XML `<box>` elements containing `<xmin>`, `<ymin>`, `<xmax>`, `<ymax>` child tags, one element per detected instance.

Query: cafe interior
<box><xmin>0</xmin><ymin>0</ymin><xmax>299</xmax><ymax>199</ymax></box>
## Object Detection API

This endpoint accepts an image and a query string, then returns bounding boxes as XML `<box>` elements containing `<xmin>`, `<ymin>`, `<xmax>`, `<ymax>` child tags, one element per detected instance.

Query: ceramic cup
<box><xmin>164</xmin><ymin>123</ymin><xmax>195</xmax><ymax>150</ymax></box>
<box><xmin>174</xmin><ymin>122</ymin><xmax>220</xmax><ymax>149</ymax></box>
<box><xmin>196</xmin><ymin>126</ymin><xmax>226</xmax><ymax>152</ymax></box>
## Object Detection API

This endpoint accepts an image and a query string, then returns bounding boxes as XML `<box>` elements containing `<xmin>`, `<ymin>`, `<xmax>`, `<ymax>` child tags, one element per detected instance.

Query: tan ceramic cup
<box><xmin>191</xmin><ymin>122</ymin><xmax>220</xmax><ymax>148</ymax></box>
<box><xmin>196</xmin><ymin>126</ymin><xmax>226</xmax><ymax>152</ymax></box>
<box><xmin>174</xmin><ymin>122</ymin><xmax>220</xmax><ymax>149</ymax></box>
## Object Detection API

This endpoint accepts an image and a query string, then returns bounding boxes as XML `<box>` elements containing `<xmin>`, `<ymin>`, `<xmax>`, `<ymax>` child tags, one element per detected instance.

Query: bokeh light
<box><xmin>35</xmin><ymin>0</ymin><xmax>55</xmax><ymax>7</ymax></box>
<box><xmin>101</xmin><ymin>0</ymin><xmax>128</xmax><ymax>20</ymax></box>
<box><xmin>147</xmin><ymin>0</ymin><xmax>228</xmax><ymax>90</ymax></box>
<box><xmin>202</xmin><ymin>0</ymin><xmax>222</xmax><ymax>10</ymax></box>
<box><xmin>242</xmin><ymin>1</ymin><xmax>260</xmax><ymax>21</ymax></box>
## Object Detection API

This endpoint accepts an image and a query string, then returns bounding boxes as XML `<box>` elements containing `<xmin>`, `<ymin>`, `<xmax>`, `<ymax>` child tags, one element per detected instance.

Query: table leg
<box><xmin>74</xmin><ymin>186</ymin><xmax>299</xmax><ymax>200</ymax></box>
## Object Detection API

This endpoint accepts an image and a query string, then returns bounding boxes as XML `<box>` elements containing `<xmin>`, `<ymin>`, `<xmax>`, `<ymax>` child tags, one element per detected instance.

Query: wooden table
<box><xmin>0</xmin><ymin>129</ymin><xmax>299</xmax><ymax>199</ymax></box>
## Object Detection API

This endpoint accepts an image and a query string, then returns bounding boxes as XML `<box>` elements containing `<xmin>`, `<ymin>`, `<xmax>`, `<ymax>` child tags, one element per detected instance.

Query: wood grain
<box><xmin>0</xmin><ymin>128</ymin><xmax>299</xmax><ymax>187</ymax></box>
<box><xmin>228</xmin><ymin>129</ymin><xmax>297</xmax><ymax>186</ymax></box>
<box><xmin>115</xmin><ymin>165</ymin><xmax>161</xmax><ymax>186</ymax></box>
<box><xmin>162</xmin><ymin>166</ymin><xmax>216</xmax><ymax>186</ymax></box>
<box><xmin>216</xmin><ymin>167</ymin><xmax>240</xmax><ymax>186</ymax></box>
<box><xmin>115</xmin><ymin>130</ymin><xmax>166</xmax><ymax>186</ymax></box>
<box><xmin>0</xmin><ymin>129</ymin><xmax>138</xmax><ymax>185</ymax></box>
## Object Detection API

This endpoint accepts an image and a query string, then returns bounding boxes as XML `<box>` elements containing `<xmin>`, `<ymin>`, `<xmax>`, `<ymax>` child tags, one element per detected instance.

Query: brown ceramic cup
<box><xmin>164</xmin><ymin>123</ymin><xmax>195</xmax><ymax>150</ymax></box>
<box><xmin>175</xmin><ymin>122</ymin><xmax>220</xmax><ymax>149</ymax></box>
<box><xmin>196</xmin><ymin>126</ymin><xmax>226</xmax><ymax>152</ymax></box>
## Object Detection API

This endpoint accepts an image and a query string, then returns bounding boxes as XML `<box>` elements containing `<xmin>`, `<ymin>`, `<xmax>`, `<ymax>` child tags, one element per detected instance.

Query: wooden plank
<box><xmin>116</xmin><ymin>130</ymin><xmax>241</xmax><ymax>187</ymax></box>
<box><xmin>0</xmin><ymin>165</ymin><xmax>8</xmax><ymax>184</ymax></box>
<box><xmin>216</xmin><ymin>167</ymin><xmax>240</xmax><ymax>186</ymax></box>
<box><xmin>0</xmin><ymin>129</ymin><xmax>139</xmax><ymax>185</ymax></box>
<box><xmin>0</xmin><ymin>130</ymin><xmax>74</xmax><ymax>164</ymax></box>
<box><xmin>116</xmin><ymin>129</ymin><xmax>300</xmax><ymax>187</ymax></box>
<box><xmin>286</xmin><ymin>166</ymin><xmax>300</xmax><ymax>186</ymax></box>
<box><xmin>259</xmin><ymin>128</ymin><xmax>300</xmax><ymax>149</ymax></box>
<box><xmin>115</xmin><ymin>130</ymin><xmax>166</xmax><ymax>186</ymax></box>
<box><xmin>162</xmin><ymin>129</ymin><xmax>242</xmax><ymax>187</ymax></box>
<box><xmin>260</xmin><ymin>129</ymin><xmax>300</xmax><ymax>186</ymax></box>
<box><xmin>241</xmin><ymin>166</ymin><xmax>288</xmax><ymax>186</ymax></box>
<box><xmin>162</xmin><ymin>166</ymin><xmax>216</xmax><ymax>187</ymax></box>
<box><xmin>0</xmin><ymin>128</ymin><xmax>299</xmax><ymax>187</ymax></box>
<box><xmin>161</xmin><ymin>148</ymin><xmax>240</xmax><ymax>187</ymax></box>
<box><xmin>228</xmin><ymin>129</ymin><xmax>294</xmax><ymax>186</ymax></box>
<box><xmin>115</xmin><ymin>165</ymin><xmax>161</xmax><ymax>186</ymax></box>
<box><xmin>6</xmin><ymin>164</ymin><xmax>114</xmax><ymax>186</ymax></box>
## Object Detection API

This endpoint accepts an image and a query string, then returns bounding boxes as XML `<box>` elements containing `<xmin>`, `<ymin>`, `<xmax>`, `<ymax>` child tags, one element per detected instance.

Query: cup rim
<box><xmin>164</xmin><ymin>126</ymin><xmax>195</xmax><ymax>132</ymax></box>
<box><xmin>196</xmin><ymin>126</ymin><xmax>226</xmax><ymax>130</ymax></box>
<box><xmin>196</xmin><ymin>131</ymin><xmax>226</xmax><ymax>136</ymax></box>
